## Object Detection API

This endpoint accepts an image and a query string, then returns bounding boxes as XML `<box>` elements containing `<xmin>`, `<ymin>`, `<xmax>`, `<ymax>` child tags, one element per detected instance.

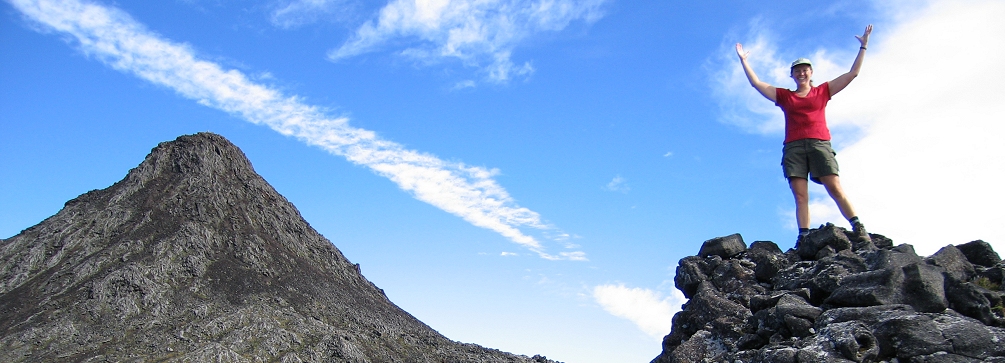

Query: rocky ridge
<box><xmin>653</xmin><ymin>227</ymin><xmax>1005</xmax><ymax>363</ymax></box>
<box><xmin>0</xmin><ymin>133</ymin><xmax>558</xmax><ymax>363</ymax></box>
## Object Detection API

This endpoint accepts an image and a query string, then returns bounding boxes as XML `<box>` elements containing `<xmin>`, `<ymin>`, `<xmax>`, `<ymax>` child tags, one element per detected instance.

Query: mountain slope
<box><xmin>0</xmin><ymin>132</ymin><xmax>555</xmax><ymax>363</ymax></box>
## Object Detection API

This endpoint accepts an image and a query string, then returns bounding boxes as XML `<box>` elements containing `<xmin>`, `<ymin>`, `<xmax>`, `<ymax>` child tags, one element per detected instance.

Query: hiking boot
<box><xmin>795</xmin><ymin>233</ymin><xmax>807</xmax><ymax>248</ymax></box>
<box><xmin>851</xmin><ymin>221</ymin><xmax>872</xmax><ymax>243</ymax></box>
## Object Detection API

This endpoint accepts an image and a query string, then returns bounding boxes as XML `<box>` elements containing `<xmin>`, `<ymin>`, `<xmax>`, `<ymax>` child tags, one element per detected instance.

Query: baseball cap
<box><xmin>791</xmin><ymin>58</ymin><xmax>813</xmax><ymax>68</ymax></box>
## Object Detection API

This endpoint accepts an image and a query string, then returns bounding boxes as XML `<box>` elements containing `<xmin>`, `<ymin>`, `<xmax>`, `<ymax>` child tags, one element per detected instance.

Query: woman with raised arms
<box><xmin>735</xmin><ymin>25</ymin><xmax>874</xmax><ymax>244</ymax></box>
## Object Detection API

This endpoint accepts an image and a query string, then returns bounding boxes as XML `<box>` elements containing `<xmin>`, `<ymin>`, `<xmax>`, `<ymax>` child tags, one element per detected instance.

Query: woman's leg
<box><xmin>789</xmin><ymin>177</ymin><xmax>810</xmax><ymax>229</ymax></box>
<box><xmin>818</xmin><ymin>174</ymin><xmax>856</xmax><ymax>220</ymax></box>
<box><xmin>819</xmin><ymin>174</ymin><xmax>871</xmax><ymax>241</ymax></box>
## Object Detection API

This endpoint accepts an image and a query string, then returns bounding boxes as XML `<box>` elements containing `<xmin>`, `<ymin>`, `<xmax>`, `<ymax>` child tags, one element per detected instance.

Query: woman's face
<box><xmin>791</xmin><ymin>64</ymin><xmax>813</xmax><ymax>84</ymax></box>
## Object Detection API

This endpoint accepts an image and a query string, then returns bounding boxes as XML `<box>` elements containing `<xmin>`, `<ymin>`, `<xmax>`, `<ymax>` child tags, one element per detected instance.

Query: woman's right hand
<box><xmin>735</xmin><ymin>43</ymin><xmax>777</xmax><ymax>102</ymax></box>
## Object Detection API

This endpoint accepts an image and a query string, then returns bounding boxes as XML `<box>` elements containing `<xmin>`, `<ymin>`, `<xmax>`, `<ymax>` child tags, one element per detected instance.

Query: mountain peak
<box><xmin>0</xmin><ymin>132</ymin><xmax>558</xmax><ymax>363</ymax></box>
<box><xmin>124</xmin><ymin>132</ymin><xmax>260</xmax><ymax>189</ymax></box>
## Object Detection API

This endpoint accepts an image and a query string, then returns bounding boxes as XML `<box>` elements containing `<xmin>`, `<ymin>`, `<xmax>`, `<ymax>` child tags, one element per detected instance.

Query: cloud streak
<box><xmin>593</xmin><ymin>284</ymin><xmax>683</xmax><ymax>340</ymax></box>
<box><xmin>327</xmin><ymin>0</ymin><xmax>606</xmax><ymax>83</ymax></box>
<box><xmin>9</xmin><ymin>0</ymin><xmax>581</xmax><ymax>260</ymax></box>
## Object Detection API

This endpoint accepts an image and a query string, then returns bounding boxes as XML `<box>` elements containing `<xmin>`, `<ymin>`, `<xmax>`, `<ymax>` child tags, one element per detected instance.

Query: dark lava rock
<box><xmin>873</xmin><ymin>313</ymin><xmax>954</xmax><ymax>359</ymax></box>
<box><xmin>652</xmin><ymin>229</ymin><xmax>1005</xmax><ymax>363</ymax></box>
<box><xmin>0</xmin><ymin>133</ymin><xmax>559</xmax><ymax>363</ymax></box>
<box><xmin>871</xmin><ymin>233</ymin><xmax>895</xmax><ymax>249</ymax></box>
<box><xmin>867</xmin><ymin>245</ymin><xmax>923</xmax><ymax>270</ymax></box>
<box><xmin>927</xmin><ymin>244</ymin><xmax>977</xmax><ymax>282</ymax></box>
<box><xmin>945</xmin><ymin>276</ymin><xmax>1005</xmax><ymax>327</ymax></box>
<box><xmin>775</xmin><ymin>294</ymin><xmax>823</xmax><ymax>320</ymax></box>
<box><xmin>815</xmin><ymin>304</ymin><xmax>917</xmax><ymax>328</ymax></box>
<box><xmin>911</xmin><ymin>352</ymin><xmax>983</xmax><ymax>363</ymax></box>
<box><xmin>747</xmin><ymin>241</ymin><xmax>788</xmax><ymax>282</ymax></box>
<box><xmin>775</xmin><ymin>259</ymin><xmax>853</xmax><ymax>305</ymax></box>
<box><xmin>796</xmin><ymin>223</ymin><xmax>853</xmax><ymax>260</ymax></box>
<box><xmin>958</xmin><ymin>240</ymin><xmax>1003</xmax><ymax>267</ymax></box>
<box><xmin>674</xmin><ymin>255</ymin><xmax>712</xmax><ymax>299</ymax></box>
<box><xmin>698</xmin><ymin>233</ymin><xmax>746</xmax><ymax>259</ymax></box>
<box><xmin>976</xmin><ymin>264</ymin><xmax>1005</xmax><ymax>287</ymax></box>
<box><xmin>662</xmin><ymin>281</ymin><xmax>751</xmax><ymax>352</ymax></box>
<box><xmin>901</xmin><ymin>262</ymin><xmax>949</xmax><ymax>313</ymax></box>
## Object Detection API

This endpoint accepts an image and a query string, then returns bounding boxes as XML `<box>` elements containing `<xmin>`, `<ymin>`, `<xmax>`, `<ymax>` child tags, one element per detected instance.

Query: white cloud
<box><xmin>714</xmin><ymin>0</ymin><xmax>1005</xmax><ymax>255</ymax></box>
<box><xmin>711</xmin><ymin>36</ymin><xmax>786</xmax><ymax>134</ymax></box>
<box><xmin>833</xmin><ymin>0</ymin><xmax>1005</xmax><ymax>255</ymax></box>
<box><xmin>10</xmin><ymin>0</ymin><xmax>583</xmax><ymax>260</ymax></box>
<box><xmin>451</xmin><ymin>79</ymin><xmax>477</xmax><ymax>90</ymax></box>
<box><xmin>269</xmin><ymin>0</ymin><xmax>358</xmax><ymax>28</ymax></box>
<box><xmin>593</xmin><ymin>284</ymin><xmax>684</xmax><ymax>340</ymax></box>
<box><xmin>558</xmin><ymin>251</ymin><xmax>587</xmax><ymax>261</ymax></box>
<box><xmin>605</xmin><ymin>175</ymin><xmax>629</xmax><ymax>193</ymax></box>
<box><xmin>327</xmin><ymin>0</ymin><xmax>606</xmax><ymax>83</ymax></box>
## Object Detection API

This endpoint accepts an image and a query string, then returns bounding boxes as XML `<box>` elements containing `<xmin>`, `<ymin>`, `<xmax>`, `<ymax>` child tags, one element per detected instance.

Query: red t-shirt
<box><xmin>776</xmin><ymin>82</ymin><xmax>832</xmax><ymax>143</ymax></box>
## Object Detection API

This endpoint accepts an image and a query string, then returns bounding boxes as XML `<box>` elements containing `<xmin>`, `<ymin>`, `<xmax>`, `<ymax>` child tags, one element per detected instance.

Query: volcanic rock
<box><xmin>957</xmin><ymin>240</ymin><xmax>1002</xmax><ymax>268</ymax></box>
<box><xmin>0</xmin><ymin>133</ymin><xmax>559</xmax><ymax>363</ymax></box>
<box><xmin>928</xmin><ymin>245</ymin><xmax>977</xmax><ymax>282</ymax></box>
<box><xmin>698</xmin><ymin>233</ymin><xmax>746</xmax><ymax>259</ymax></box>
<box><xmin>653</xmin><ymin>227</ymin><xmax>1005</xmax><ymax>363</ymax></box>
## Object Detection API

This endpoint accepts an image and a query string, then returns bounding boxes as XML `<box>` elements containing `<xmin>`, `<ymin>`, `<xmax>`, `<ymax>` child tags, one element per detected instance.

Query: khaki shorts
<box><xmin>782</xmin><ymin>139</ymin><xmax>839</xmax><ymax>185</ymax></box>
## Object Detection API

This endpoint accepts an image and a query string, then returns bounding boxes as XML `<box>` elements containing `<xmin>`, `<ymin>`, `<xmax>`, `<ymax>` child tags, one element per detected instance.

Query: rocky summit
<box><xmin>0</xmin><ymin>133</ymin><xmax>558</xmax><ymax>363</ymax></box>
<box><xmin>653</xmin><ymin>228</ymin><xmax>1005</xmax><ymax>363</ymax></box>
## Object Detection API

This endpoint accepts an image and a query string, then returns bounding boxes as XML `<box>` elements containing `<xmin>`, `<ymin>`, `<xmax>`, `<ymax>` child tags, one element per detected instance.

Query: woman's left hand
<box><xmin>856</xmin><ymin>24</ymin><xmax>873</xmax><ymax>48</ymax></box>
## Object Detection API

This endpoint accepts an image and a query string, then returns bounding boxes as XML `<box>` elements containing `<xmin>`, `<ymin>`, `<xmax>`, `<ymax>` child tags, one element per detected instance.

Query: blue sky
<box><xmin>2</xmin><ymin>0</ymin><xmax>1003</xmax><ymax>362</ymax></box>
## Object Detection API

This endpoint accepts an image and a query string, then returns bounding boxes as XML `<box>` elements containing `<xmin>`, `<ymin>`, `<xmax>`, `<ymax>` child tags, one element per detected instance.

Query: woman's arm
<box><xmin>736</xmin><ymin>43</ymin><xmax>777</xmax><ymax>102</ymax></box>
<box><xmin>829</xmin><ymin>25</ymin><xmax>873</xmax><ymax>96</ymax></box>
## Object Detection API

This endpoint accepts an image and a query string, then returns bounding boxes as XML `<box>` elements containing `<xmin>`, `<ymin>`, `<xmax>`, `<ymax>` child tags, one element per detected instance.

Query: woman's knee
<box><xmin>788</xmin><ymin>178</ymin><xmax>810</xmax><ymax>202</ymax></box>
<box><xmin>820</xmin><ymin>175</ymin><xmax>845</xmax><ymax>196</ymax></box>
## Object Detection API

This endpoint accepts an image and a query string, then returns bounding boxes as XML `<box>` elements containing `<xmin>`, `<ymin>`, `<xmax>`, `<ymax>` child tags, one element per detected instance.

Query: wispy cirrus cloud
<box><xmin>270</xmin><ymin>0</ymin><xmax>357</xmax><ymax>28</ymax></box>
<box><xmin>593</xmin><ymin>284</ymin><xmax>684</xmax><ymax>340</ymax></box>
<box><xmin>8</xmin><ymin>0</ymin><xmax>582</xmax><ymax>260</ymax></box>
<box><xmin>711</xmin><ymin>0</ymin><xmax>1005</xmax><ymax>254</ymax></box>
<box><xmin>327</xmin><ymin>0</ymin><xmax>606</xmax><ymax>83</ymax></box>
<box><xmin>604</xmin><ymin>175</ymin><xmax>629</xmax><ymax>193</ymax></box>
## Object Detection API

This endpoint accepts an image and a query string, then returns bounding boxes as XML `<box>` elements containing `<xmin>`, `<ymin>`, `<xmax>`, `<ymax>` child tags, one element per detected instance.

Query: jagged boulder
<box><xmin>928</xmin><ymin>245</ymin><xmax>977</xmax><ymax>281</ymax></box>
<box><xmin>799</xmin><ymin>321</ymin><xmax>879</xmax><ymax>362</ymax></box>
<box><xmin>699</xmin><ymin>233</ymin><xmax>747</xmax><ymax>259</ymax></box>
<box><xmin>825</xmin><ymin>262</ymin><xmax>948</xmax><ymax>313</ymax></box>
<box><xmin>957</xmin><ymin>240</ymin><xmax>1002</xmax><ymax>267</ymax></box>
<box><xmin>653</xmin><ymin>228</ymin><xmax>1005</xmax><ymax>363</ymax></box>
<box><xmin>866</xmin><ymin>244</ymin><xmax>923</xmax><ymax>270</ymax></box>
<box><xmin>747</xmin><ymin>241</ymin><xmax>787</xmax><ymax>282</ymax></box>
<box><xmin>945</xmin><ymin>276</ymin><xmax>1005</xmax><ymax>327</ymax></box>
<box><xmin>674</xmin><ymin>256</ymin><xmax>712</xmax><ymax>299</ymax></box>
<box><xmin>796</xmin><ymin>223</ymin><xmax>853</xmax><ymax>260</ymax></box>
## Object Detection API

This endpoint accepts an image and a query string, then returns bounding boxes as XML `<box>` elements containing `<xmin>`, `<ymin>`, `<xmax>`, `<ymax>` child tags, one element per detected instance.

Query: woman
<box><xmin>735</xmin><ymin>25</ymin><xmax>873</xmax><ymax>244</ymax></box>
